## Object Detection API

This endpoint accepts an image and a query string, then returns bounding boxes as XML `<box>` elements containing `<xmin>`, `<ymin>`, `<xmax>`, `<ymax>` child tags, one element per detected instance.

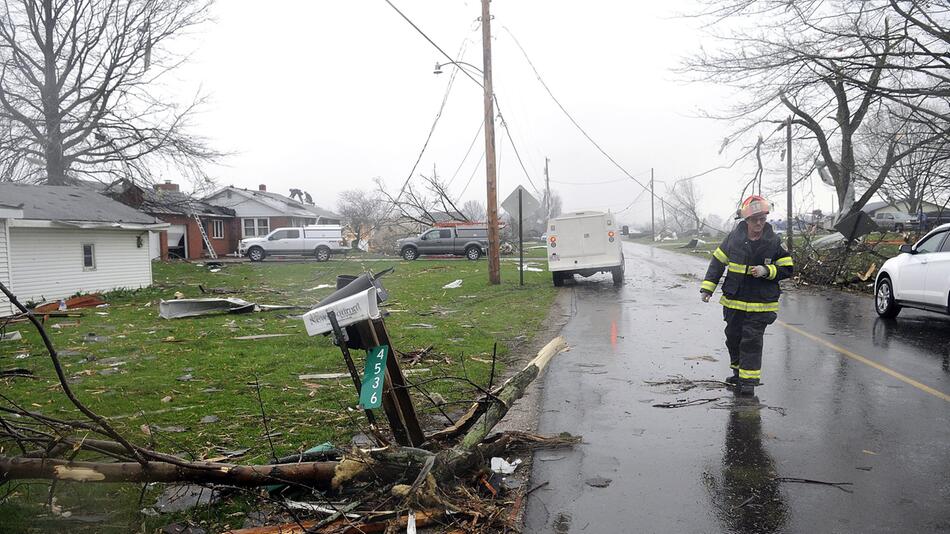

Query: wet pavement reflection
<box><xmin>525</xmin><ymin>242</ymin><xmax>950</xmax><ymax>533</ymax></box>
<box><xmin>706</xmin><ymin>397</ymin><xmax>788</xmax><ymax>534</ymax></box>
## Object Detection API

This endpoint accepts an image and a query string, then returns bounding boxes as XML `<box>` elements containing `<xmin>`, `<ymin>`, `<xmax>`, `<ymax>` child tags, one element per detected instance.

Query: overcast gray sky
<box><xmin>169</xmin><ymin>0</ymin><xmax>838</xmax><ymax>226</ymax></box>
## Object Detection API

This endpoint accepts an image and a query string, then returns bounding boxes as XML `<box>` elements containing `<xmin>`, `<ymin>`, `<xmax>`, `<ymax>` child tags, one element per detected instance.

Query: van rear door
<box><xmin>578</xmin><ymin>213</ymin><xmax>608</xmax><ymax>257</ymax></box>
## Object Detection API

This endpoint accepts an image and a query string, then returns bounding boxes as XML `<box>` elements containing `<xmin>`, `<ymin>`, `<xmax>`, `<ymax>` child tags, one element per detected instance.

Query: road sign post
<box><xmin>502</xmin><ymin>185</ymin><xmax>540</xmax><ymax>286</ymax></box>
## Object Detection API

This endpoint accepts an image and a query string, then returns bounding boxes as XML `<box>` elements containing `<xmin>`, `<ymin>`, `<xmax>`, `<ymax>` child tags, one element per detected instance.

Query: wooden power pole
<box><xmin>482</xmin><ymin>0</ymin><xmax>501</xmax><ymax>285</ymax></box>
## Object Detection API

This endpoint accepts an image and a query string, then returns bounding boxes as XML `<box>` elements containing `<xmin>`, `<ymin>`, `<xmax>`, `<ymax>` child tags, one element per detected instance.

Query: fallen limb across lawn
<box><xmin>0</xmin><ymin>337</ymin><xmax>571</xmax><ymax>488</ymax></box>
<box><xmin>0</xmin><ymin>275</ymin><xmax>575</xmax><ymax>532</ymax></box>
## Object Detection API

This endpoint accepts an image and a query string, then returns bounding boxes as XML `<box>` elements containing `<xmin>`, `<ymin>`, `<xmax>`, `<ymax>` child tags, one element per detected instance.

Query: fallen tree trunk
<box><xmin>0</xmin><ymin>337</ymin><xmax>570</xmax><ymax>490</ymax></box>
<box><xmin>0</xmin><ymin>457</ymin><xmax>337</xmax><ymax>487</ymax></box>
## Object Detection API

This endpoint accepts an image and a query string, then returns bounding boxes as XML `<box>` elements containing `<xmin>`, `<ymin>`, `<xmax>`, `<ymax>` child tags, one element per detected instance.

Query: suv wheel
<box><xmin>247</xmin><ymin>246</ymin><xmax>265</xmax><ymax>262</ymax></box>
<box><xmin>401</xmin><ymin>247</ymin><xmax>419</xmax><ymax>261</ymax></box>
<box><xmin>875</xmin><ymin>277</ymin><xmax>901</xmax><ymax>318</ymax></box>
<box><xmin>315</xmin><ymin>246</ymin><xmax>331</xmax><ymax>262</ymax></box>
<box><xmin>465</xmin><ymin>246</ymin><xmax>481</xmax><ymax>260</ymax></box>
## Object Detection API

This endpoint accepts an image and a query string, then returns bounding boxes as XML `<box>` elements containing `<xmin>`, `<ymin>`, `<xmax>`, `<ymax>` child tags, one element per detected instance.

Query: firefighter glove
<box><xmin>750</xmin><ymin>265</ymin><xmax>768</xmax><ymax>278</ymax></box>
<box><xmin>701</xmin><ymin>291</ymin><xmax>711</xmax><ymax>303</ymax></box>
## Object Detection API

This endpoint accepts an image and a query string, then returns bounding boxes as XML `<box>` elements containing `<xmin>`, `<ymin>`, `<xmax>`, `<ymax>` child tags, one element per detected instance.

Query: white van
<box><xmin>546</xmin><ymin>211</ymin><xmax>625</xmax><ymax>286</ymax></box>
<box><xmin>239</xmin><ymin>225</ymin><xmax>348</xmax><ymax>262</ymax></box>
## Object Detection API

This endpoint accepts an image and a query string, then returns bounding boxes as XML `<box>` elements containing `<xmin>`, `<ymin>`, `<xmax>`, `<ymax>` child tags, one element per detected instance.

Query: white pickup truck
<box><xmin>546</xmin><ymin>210</ymin><xmax>625</xmax><ymax>286</ymax></box>
<box><xmin>239</xmin><ymin>225</ymin><xmax>349</xmax><ymax>262</ymax></box>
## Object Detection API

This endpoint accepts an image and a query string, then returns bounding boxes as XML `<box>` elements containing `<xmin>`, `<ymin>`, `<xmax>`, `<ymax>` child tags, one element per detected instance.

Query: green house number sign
<box><xmin>359</xmin><ymin>345</ymin><xmax>389</xmax><ymax>409</ymax></box>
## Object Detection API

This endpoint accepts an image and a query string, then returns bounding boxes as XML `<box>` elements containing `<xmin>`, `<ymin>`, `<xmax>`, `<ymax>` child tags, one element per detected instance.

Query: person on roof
<box><xmin>700</xmin><ymin>195</ymin><xmax>794</xmax><ymax>396</ymax></box>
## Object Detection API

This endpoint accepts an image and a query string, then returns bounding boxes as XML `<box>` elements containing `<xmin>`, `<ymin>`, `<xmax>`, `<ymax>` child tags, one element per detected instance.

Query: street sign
<box><xmin>359</xmin><ymin>344</ymin><xmax>389</xmax><ymax>409</ymax></box>
<box><xmin>502</xmin><ymin>185</ymin><xmax>540</xmax><ymax>216</ymax></box>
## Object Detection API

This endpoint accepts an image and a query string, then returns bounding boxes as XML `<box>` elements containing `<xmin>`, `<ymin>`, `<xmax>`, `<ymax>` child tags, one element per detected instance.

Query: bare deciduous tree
<box><xmin>683</xmin><ymin>0</ymin><xmax>948</xmax><ymax>219</ymax></box>
<box><xmin>0</xmin><ymin>0</ymin><xmax>220</xmax><ymax>186</ymax></box>
<box><xmin>668</xmin><ymin>179</ymin><xmax>703</xmax><ymax>235</ymax></box>
<box><xmin>337</xmin><ymin>189</ymin><xmax>388</xmax><ymax>250</ymax></box>
<box><xmin>375</xmin><ymin>174</ymin><xmax>469</xmax><ymax>228</ymax></box>
<box><xmin>461</xmin><ymin>199</ymin><xmax>486</xmax><ymax>222</ymax></box>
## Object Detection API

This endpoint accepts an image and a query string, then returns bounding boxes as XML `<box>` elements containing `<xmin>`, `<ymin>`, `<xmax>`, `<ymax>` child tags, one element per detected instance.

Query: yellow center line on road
<box><xmin>778</xmin><ymin>320</ymin><xmax>950</xmax><ymax>403</ymax></box>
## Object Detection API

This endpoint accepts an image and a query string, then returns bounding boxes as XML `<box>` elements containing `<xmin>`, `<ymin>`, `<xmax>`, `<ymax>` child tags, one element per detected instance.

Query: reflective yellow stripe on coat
<box><xmin>719</xmin><ymin>296</ymin><xmax>779</xmax><ymax>312</ymax></box>
<box><xmin>713</xmin><ymin>247</ymin><xmax>729</xmax><ymax>263</ymax></box>
<box><xmin>775</xmin><ymin>256</ymin><xmax>794</xmax><ymax>267</ymax></box>
<box><xmin>701</xmin><ymin>280</ymin><xmax>717</xmax><ymax>292</ymax></box>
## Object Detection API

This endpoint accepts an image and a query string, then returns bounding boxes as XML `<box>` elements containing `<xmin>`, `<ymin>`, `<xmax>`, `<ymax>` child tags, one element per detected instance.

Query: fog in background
<box><xmin>168</xmin><ymin>0</ymin><xmax>838</xmax><ymax>227</ymax></box>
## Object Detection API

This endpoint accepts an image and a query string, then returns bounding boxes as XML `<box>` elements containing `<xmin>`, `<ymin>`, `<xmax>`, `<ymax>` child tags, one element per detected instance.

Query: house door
<box><xmin>148</xmin><ymin>231</ymin><xmax>161</xmax><ymax>260</ymax></box>
<box><xmin>167</xmin><ymin>225</ymin><xmax>187</xmax><ymax>259</ymax></box>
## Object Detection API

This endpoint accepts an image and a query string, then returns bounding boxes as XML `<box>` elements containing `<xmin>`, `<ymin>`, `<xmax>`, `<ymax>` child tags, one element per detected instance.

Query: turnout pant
<box><xmin>723</xmin><ymin>308</ymin><xmax>777</xmax><ymax>384</ymax></box>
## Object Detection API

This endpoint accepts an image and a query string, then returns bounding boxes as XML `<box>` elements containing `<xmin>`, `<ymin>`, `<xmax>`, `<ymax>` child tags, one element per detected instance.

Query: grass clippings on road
<box><xmin>0</xmin><ymin>257</ymin><xmax>556</xmax><ymax>532</ymax></box>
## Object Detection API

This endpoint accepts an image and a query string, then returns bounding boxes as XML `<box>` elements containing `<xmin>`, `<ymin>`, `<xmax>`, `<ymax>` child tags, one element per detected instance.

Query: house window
<box><xmin>82</xmin><ymin>244</ymin><xmax>96</xmax><ymax>271</ymax></box>
<box><xmin>242</xmin><ymin>218</ymin><xmax>270</xmax><ymax>237</ymax></box>
<box><xmin>211</xmin><ymin>219</ymin><xmax>225</xmax><ymax>239</ymax></box>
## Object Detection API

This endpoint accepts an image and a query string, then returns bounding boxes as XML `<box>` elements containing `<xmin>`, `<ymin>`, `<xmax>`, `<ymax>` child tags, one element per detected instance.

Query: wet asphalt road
<box><xmin>525</xmin><ymin>242</ymin><xmax>950</xmax><ymax>534</ymax></box>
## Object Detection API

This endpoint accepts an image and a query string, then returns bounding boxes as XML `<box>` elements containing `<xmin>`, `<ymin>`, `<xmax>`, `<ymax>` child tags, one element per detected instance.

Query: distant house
<box><xmin>103</xmin><ymin>179</ymin><xmax>237</xmax><ymax>260</ymax></box>
<box><xmin>203</xmin><ymin>185</ymin><xmax>342</xmax><ymax>241</ymax></box>
<box><xmin>861</xmin><ymin>200</ymin><xmax>942</xmax><ymax>217</ymax></box>
<box><xmin>0</xmin><ymin>183</ymin><xmax>166</xmax><ymax>311</ymax></box>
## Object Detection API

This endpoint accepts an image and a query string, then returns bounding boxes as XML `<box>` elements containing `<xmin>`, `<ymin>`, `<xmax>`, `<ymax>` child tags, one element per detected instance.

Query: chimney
<box><xmin>258</xmin><ymin>184</ymin><xmax>267</xmax><ymax>192</ymax></box>
<box><xmin>153</xmin><ymin>180</ymin><xmax>180</xmax><ymax>192</ymax></box>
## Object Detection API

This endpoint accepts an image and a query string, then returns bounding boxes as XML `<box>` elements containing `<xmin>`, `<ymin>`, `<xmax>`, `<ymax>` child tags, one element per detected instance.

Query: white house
<box><xmin>0</xmin><ymin>203</ymin><xmax>23</xmax><ymax>316</ymax></box>
<box><xmin>0</xmin><ymin>184</ymin><xmax>167</xmax><ymax>312</ymax></box>
<box><xmin>204</xmin><ymin>185</ymin><xmax>341</xmax><ymax>239</ymax></box>
<box><xmin>861</xmin><ymin>200</ymin><xmax>942</xmax><ymax>217</ymax></box>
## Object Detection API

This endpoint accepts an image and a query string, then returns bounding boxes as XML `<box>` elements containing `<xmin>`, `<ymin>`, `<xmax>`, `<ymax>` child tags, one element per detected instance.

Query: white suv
<box><xmin>240</xmin><ymin>225</ymin><xmax>348</xmax><ymax>262</ymax></box>
<box><xmin>875</xmin><ymin>223</ymin><xmax>950</xmax><ymax>318</ymax></box>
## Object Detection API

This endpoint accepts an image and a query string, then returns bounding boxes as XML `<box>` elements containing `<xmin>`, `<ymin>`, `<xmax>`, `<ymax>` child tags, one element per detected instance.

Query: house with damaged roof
<box><xmin>102</xmin><ymin>179</ymin><xmax>238</xmax><ymax>260</ymax></box>
<box><xmin>0</xmin><ymin>183</ymin><xmax>167</xmax><ymax>314</ymax></box>
<box><xmin>202</xmin><ymin>184</ymin><xmax>341</xmax><ymax>241</ymax></box>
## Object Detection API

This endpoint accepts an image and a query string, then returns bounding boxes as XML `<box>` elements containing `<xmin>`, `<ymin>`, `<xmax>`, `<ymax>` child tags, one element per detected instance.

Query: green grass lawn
<box><xmin>0</xmin><ymin>257</ymin><xmax>556</xmax><ymax>532</ymax></box>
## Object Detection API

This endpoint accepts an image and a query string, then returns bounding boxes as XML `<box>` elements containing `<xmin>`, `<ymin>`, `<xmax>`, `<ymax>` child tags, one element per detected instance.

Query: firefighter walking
<box><xmin>700</xmin><ymin>196</ymin><xmax>794</xmax><ymax>396</ymax></box>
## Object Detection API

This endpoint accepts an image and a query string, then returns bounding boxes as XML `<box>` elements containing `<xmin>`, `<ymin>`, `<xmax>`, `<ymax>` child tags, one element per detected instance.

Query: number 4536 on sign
<box><xmin>359</xmin><ymin>345</ymin><xmax>389</xmax><ymax>410</ymax></box>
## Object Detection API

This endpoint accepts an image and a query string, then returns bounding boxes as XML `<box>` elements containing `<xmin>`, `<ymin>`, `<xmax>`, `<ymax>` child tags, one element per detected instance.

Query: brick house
<box><xmin>203</xmin><ymin>185</ymin><xmax>341</xmax><ymax>240</ymax></box>
<box><xmin>103</xmin><ymin>179</ymin><xmax>238</xmax><ymax>259</ymax></box>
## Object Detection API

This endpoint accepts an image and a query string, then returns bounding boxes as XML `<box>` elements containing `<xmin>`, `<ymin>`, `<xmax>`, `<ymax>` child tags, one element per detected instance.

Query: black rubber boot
<box><xmin>725</xmin><ymin>369</ymin><xmax>740</xmax><ymax>387</ymax></box>
<box><xmin>737</xmin><ymin>378</ymin><xmax>757</xmax><ymax>396</ymax></box>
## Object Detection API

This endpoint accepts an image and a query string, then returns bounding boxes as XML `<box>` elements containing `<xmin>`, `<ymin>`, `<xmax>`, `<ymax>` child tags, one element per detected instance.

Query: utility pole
<box><xmin>650</xmin><ymin>168</ymin><xmax>655</xmax><ymax>242</ymax></box>
<box><xmin>481</xmin><ymin>0</ymin><xmax>500</xmax><ymax>285</ymax></box>
<box><xmin>786</xmin><ymin>116</ymin><xmax>793</xmax><ymax>252</ymax></box>
<box><xmin>544</xmin><ymin>157</ymin><xmax>551</xmax><ymax>222</ymax></box>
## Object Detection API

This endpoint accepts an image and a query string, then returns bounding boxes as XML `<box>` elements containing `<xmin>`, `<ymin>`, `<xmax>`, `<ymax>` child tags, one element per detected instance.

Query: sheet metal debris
<box><xmin>159</xmin><ymin>298</ymin><xmax>302</xmax><ymax>319</ymax></box>
<box><xmin>442</xmin><ymin>279</ymin><xmax>463</xmax><ymax>289</ymax></box>
<box><xmin>0</xmin><ymin>331</ymin><xmax>22</xmax><ymax>342</ymax></box>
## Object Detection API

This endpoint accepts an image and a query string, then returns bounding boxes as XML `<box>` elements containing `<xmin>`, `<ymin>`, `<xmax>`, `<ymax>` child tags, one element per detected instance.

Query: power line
<box><xmin>447</xmin><ymin>118</ymin><xmax>485</xmax><ymax>188</ymax></box>
<box><xmin>503</xmin><ymin>25</ymin><xmax>724</xmax><ymax>230</ymax></box>
<box><xmin>390</xmin><ymin>37</ymin><xmax>469</xmax><ymax>203</ymax></box>
<box><xmin>495</xmin><ymin>99</ymin><xmax>542</xmax><ymax>196</ymax></box>
<box><xmin>382</xmin><ymin>0</ymin><xmax>482</xmax><ymax>88</ymax></box>
<box><xmin>459</xmin><ymin>149</ymin><xmax>486</xmax><ymax>198</ymax></box>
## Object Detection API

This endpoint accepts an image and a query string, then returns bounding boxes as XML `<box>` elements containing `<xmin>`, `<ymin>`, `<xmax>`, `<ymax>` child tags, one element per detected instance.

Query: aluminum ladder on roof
<box><xmin>192</xmin><ymin>214</ymin><xmax>217</xmax><ymax>259</ymax></box>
